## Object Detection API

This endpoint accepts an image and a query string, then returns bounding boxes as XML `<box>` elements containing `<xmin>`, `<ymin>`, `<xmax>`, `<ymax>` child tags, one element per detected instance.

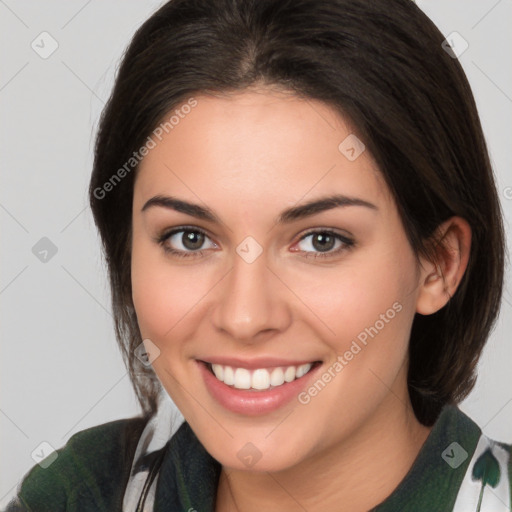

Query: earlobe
<box><xmin>415</xmin><ymin>217</ymin><xmax>472</xmax><ymax>316</ymax></box>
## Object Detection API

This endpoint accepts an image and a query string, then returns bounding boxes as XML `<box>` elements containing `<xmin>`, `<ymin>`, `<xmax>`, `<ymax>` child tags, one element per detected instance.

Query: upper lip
<box><xmin>199</xmin><ymin>357</ymin><xmax>321</xmax><ymax>370</ymax></box>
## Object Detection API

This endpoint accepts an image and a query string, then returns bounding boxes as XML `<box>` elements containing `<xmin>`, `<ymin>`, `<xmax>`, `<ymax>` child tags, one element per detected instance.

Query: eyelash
<box><xmin>155</xmin><ymin>226</ymin><xmax>355</xmax><ymax>260</ymax></box>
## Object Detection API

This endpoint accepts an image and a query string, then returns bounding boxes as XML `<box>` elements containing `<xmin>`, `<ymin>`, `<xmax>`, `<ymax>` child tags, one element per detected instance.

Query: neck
<box><xmin>215</xmin><ymin>394</ymin><xmax>432</xmax><ymax>512</ymax></box>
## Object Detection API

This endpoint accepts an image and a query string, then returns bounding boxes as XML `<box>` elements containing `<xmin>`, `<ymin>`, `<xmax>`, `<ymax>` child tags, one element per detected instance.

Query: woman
<box><xmin>6</xmin><ymin>0</ymin><xmax>510</xmax><ymax>510</ymax></box>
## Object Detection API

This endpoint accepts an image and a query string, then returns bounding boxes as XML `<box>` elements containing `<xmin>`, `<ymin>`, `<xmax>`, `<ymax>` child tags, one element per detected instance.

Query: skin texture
<box><xmin>131</xmin><ymin>87</ymin><xmax>471</xmax><ymax>511</ymax></box>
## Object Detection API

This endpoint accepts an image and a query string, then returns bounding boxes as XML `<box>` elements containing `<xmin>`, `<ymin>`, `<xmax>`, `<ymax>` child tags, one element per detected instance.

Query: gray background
<box><xmin>1</xmin><ymin>0</ymin><xmax>511</xmax><ymax>506</ymax></box>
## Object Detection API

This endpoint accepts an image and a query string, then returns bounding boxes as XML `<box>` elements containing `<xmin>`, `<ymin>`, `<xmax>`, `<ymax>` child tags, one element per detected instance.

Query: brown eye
<box><xmin>311</xmin><ymin>232</ymin><xmax>336</xmax><ymax>252</ymax></box>
<box><xmin>179</xmin><ymin>230</ymin><xmax>205</xmax><ymax>250</ymax></box>
<box><xmin>157</xmin><ymin>227</ymin><xmax>217</xmax><ymax>259</ymax></box>
<box><xmin>295</xmin><ymin>230</ymin><xmax>355</xmax><ymax>259</ymax></box>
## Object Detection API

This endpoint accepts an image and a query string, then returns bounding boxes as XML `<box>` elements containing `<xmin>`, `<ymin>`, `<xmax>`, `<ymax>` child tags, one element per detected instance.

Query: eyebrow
<box><xmin>141</xmin><ymin>193</ymin><xmax>378</xmax><ymax>224</ymax></box>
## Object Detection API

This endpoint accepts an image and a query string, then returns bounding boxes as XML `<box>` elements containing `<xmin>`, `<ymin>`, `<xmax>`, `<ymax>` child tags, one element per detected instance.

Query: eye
<box><xmin>156</xmin><ymin>226</ymin><xmax>217</xmax><ymax>259</ymax></box>
<box><xmin>156</xmin><ymin>226</ymin><xmax>355</xmax><ymax>260</ymax></box>
<box><xmin>293</xmin><ymin>230</ymin><xmax>355</xmax><ymax>259</ymax></box>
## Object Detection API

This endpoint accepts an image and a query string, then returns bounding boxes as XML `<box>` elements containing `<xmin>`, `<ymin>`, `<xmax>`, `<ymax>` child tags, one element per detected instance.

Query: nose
<box><xmin>211</xmin><ymin>246</ymin><xmax>292</xmax><ymax>343</ymax></box>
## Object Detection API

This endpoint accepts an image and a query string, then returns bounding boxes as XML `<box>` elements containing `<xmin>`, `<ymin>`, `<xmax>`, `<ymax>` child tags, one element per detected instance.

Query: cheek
<box><xmin>131</xmin><ymin>236</ymin><xmax>214</xmax><ymax>345</ymax></box>
<box><xmin>296</xmin><ymin>260</ymin><xmax>415</xmax><ymax>428</ymax></box>
<box><xmin>332</xmin><ymin>247</ymin><xmax>418</xmax><ymax>387</ymax></box>
<box><xmin>131</xmin><ymin>232</ymin><xmax>180</xmax><ymax>340</ymax></box>
<box><xmin>291</xmin><ymin>245</ymin><xmax>415</xmax><ymax>351</ymax></box>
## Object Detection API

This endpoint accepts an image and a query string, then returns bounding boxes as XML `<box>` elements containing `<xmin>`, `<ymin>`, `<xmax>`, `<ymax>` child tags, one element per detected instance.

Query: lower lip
<box><xmin>197</xmin><ymin>360</ymin><xmax>322</xmax><ymax>416</ymax></box>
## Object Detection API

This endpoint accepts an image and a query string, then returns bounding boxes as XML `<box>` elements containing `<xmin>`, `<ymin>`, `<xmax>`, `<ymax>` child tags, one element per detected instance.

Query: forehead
<box><xmin>134</xmin><ymin>89</ymin><xmax>391</xmax><ymax>211</ymax></box>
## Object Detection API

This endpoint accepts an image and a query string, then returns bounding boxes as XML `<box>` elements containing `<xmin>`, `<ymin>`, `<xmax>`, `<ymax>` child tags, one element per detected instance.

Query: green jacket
<box><xmin>5</xmin><ymin>405</ymin><xmax>512</xmax><ymax>511</ymax></box>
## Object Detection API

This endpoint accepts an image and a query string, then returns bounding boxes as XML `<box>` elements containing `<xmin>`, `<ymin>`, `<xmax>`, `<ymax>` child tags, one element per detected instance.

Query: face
<box><xmin>131</xmin><ymin>87</ymin><xmax>427</xmax><ymax>472</ymax></box>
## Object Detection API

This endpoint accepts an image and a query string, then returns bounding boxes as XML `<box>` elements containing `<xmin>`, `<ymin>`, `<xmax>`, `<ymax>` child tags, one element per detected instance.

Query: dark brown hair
<box><xmin>89</xmin><ymin>0</ymin><xmax>505</xmax><ymax>426</ymax></box>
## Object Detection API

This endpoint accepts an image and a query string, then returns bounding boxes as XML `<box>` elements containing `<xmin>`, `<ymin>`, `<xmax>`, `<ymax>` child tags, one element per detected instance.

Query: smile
<box><xmin>208</xmin><ymin>362</ymin><xmax>317</xmax><ymax>391</ymax></box>
<box><xmin>197</xmin><ymin>358</ymin><xmax>323</xmax><ymax>415</ymax></box>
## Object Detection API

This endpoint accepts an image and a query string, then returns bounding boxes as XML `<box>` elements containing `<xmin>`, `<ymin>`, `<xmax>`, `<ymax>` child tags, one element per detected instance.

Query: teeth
<box><xmin>284</xmin><ymin>366</ymin><xmax>296</xmax><ymax>382</ymax></box>
<box><xmin>270</xmin><ymin>367</ymin><xmax>285</xmax><ymax>386</ymax></box>
<box><xmin>252</xmin><ymin>369</ymin><xmax>270</xmax><ymax>390</ymax></box>
<box><xmin>210</xmin><ymin>362</ymin><xmax>314</xmax><ymax>391</ymax></box>
<box><xmin>296</xmin><ymin>364</ymin><xmax>309</xmax><ymax>378</ymax></box>
<box><xmin>212</xmin><ymin>364</ymin><xmax>224</xmax><ymax>381</ymax></box>
<box><xmin>234</xmin><ymin>368</ymin><xmax>251</xmax><ymax>389</ymax></box>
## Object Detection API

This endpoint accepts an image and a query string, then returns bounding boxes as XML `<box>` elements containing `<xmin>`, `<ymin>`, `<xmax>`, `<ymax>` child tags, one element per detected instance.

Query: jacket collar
<box><xmin>154</xmin><ymin>420</ymin><xmax>221</xmax><ymax>512</ymax></box>
<box><xmin>372</xmin><ymin>404</ymin><xmax>481</xmax><ymax>511</ymax></box>
<box><xmin>153</xmin><ymin>405</ymin><xmax>482</xmax><ymax>511</ymax></box>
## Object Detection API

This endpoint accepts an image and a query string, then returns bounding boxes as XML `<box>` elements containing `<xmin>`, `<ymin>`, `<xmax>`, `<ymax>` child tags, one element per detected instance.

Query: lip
<box><xmin>197</xmin><ymin>359</ymin><xmax>322</xmax><ymax>416</ymax></box>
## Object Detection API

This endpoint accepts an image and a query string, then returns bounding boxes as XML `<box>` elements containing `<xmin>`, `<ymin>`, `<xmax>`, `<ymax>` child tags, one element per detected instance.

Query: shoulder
<box><xmin>4</xmin><ymin>415</ymin><xmax>148</xmax><ymax>512</ymax></box>
<box><xmin>447</xmin><ymin>408</ymin><xmax>512</xmax><ymax>511</ymax></box>
<box><xmin>374</xmin><ymin>405</ymin><xmax>512</xmax><ymax>511</ymax></box>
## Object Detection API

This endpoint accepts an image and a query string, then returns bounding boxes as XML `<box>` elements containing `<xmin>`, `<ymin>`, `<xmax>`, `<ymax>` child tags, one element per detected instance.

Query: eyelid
<box><xmin>297</xmin><ymin>226</ymin><xmax>354</xmax><ymax>241</ymax></box>
<box><xmin>156</xmin><ymin>225</ymin><xmax>218</xmax><ymax>247</ymax></box>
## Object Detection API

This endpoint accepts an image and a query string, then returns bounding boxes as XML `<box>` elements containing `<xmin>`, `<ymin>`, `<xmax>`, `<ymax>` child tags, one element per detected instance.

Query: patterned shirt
<box><xmin>5</xmin><ymin>390</ymin><xmax>512</xmax><ymax>511</ymax></box>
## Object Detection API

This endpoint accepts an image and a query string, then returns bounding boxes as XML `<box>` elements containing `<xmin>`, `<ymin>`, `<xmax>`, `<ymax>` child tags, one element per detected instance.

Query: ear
<box><xmin>416</xmin><ymin>217</ymin><xmax>472</xmax><ymax>315</ymax></box>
